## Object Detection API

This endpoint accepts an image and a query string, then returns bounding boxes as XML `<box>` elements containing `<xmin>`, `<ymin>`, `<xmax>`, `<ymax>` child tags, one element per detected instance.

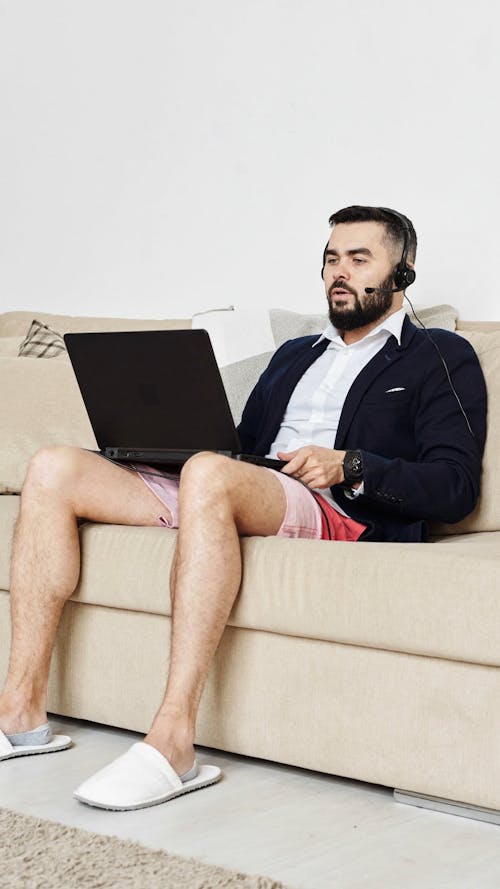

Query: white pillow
<box><xmin>192</xmin><ymin>307</ymin><xmax>275</xmax><ymax>366</ymax></box>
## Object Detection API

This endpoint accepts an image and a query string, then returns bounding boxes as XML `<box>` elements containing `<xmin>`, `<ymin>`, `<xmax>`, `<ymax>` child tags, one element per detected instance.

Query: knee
<box><xmin>23</xmin><ymin>446</ymin><xmax>84</xmax><ymax>495</ymax></box>
<box><xmin>179</xmin><ymin>452</ymin><xmax>232</xmax><ymax>501</ymax></box>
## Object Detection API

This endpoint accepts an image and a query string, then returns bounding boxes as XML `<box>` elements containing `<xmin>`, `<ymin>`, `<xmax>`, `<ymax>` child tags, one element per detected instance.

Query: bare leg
<box><xmin>1</xmin><ymin>447</ymin><xmax>287</xmax><ymax>780</ymax></box>
<box><xmin>145</xmin><ymin>452</ymin><xmax>287</xmax><ymax>774</ymax></box>
<box><xmin>0</xmin><ymin>446</ymin><xmax>172</xmax><ymax>735</ymax></box>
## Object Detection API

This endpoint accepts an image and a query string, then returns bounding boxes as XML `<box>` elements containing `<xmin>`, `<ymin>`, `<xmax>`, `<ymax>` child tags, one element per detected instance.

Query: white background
<box><xmin>1</xmin><ymin>0</ymin><xmax>499</xmax><ymax>321</ymax></box>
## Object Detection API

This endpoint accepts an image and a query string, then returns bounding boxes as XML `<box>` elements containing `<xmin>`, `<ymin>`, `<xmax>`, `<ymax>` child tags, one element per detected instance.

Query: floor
<box><xmin>2</xmin><ymin>715</ymin><xmax>500</xmax><ymax>889</ymax></box>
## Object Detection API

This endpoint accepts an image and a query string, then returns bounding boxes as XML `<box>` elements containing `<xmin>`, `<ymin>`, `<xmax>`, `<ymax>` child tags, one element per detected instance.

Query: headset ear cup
<box><xmin>393</xmin><ymin>264</ymin><xmax>404</xmax><ymax>289</ymax></box>
<box><xmin>394</xmin><ymin>265</ymin><xmax>416</xmax><ymax>289</ymax></box>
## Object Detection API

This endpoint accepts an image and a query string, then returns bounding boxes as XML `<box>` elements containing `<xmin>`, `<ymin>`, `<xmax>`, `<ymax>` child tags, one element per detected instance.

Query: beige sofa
<box><xmin>1</xmin><ymin>309</ymin><xmax>499</xmax><ymax>823</ymax></box>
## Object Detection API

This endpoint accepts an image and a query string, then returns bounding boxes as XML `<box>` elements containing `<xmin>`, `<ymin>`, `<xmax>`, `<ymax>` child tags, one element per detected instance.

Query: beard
<box><xmin>327</xmin><ymin>272</ymin><xmax>395</xmax><ymax>331</ymax></box>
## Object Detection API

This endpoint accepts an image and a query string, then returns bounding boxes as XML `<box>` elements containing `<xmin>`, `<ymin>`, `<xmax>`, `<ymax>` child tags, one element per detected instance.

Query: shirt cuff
<box><xmin>343</xmin><ymin>481</ymin><xmax>365</xmax><ymax>499</ymax></box>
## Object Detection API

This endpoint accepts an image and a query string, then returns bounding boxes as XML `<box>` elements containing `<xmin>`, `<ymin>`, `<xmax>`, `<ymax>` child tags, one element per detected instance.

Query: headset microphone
<box><xmin>365</xmin><ymin>286</ymin><xmax>404</xmax><ymax>294</ymax></box>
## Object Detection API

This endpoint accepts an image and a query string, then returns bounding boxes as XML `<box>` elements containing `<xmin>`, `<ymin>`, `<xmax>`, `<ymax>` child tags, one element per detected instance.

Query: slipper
<box><xmin>0</xmin><ymin>725</ymin><xmax>72</xmax><ymax>761</ymax></box>
<box><xmin>73</xmin><ymin>741</ymin><xmax>222</xmax><ymax>811</ymax></box>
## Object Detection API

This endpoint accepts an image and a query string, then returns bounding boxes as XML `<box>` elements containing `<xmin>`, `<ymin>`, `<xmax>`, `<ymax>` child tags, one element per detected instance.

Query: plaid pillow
<box><xmin>18</xmin><ymin>319</ymin><xmax>66</xmax><ymax>359</ymax></box>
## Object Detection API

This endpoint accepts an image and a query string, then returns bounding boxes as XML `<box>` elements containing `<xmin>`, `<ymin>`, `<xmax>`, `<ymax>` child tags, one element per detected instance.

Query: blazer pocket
<box><xmin>362</xmin><ymin>392</ymin><xmax>412</xmax><ymax>409</ymax></box>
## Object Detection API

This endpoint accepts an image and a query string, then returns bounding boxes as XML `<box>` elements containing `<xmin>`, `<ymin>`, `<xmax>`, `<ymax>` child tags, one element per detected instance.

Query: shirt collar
<box><xmin>312</xmin><ymin>306</ymin><xmax>406</xmax><ymax>348</ymax></box>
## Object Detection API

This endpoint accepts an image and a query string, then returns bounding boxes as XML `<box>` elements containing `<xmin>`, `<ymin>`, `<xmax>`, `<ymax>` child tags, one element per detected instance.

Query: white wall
<box><xmin>1</xmin><ymin>0</ymin><xmax>499</xmax><ymax>320</ymax></box>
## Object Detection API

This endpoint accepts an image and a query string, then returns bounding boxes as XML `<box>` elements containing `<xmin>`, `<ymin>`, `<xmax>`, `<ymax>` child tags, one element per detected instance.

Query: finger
<box><xmin>281</xmin><ymin>454</ymin><xmax>309</xmax><ymax>476</ymax></box>
<box><xmin>298</xmin><ymin>467</ymin><xmax>331</xmax><ymax>486</ymax></box>
<box><xmin>301</xmin><ymin>473</ymin><xmax>321</xmax><ymax>488</ymax></box>
<box><xmin>280</xmin><ymin>461</ymin><xmax>298</xmax><ymax>475</ymax></box>
<box><xmin>276</xmin><ymin>450</ymin><xmax>298</xmax><ymax>462</ymax></box>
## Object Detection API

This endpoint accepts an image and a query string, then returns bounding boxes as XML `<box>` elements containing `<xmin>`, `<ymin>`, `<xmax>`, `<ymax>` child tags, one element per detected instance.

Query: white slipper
<box><xmin>0</xmin><ymin>726</ymin><xmax>72</xmax><ymax>761</ymax></box>
<box><xmin>73</xmin><ymin>741</ymin><xmax>222</xmax><ymax>811</ymax></box>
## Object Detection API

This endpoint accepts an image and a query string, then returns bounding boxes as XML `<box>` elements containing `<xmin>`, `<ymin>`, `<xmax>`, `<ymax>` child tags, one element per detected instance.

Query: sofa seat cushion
<box><xmin>36</xmin><ymin>519</ymin><xmax>500</xmax><ymax>668</ymax></box>
<box><xmin>2</xmin><ymin>495</ymin><xmax>499</xmax><ymax>668</ymax></box>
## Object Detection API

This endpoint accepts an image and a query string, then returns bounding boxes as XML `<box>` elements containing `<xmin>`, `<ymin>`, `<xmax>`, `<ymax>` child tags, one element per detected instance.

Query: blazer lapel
<box><xmin>335</xmin><ymin>317</ymin><xmax>417</xmax><ymax>448</ymax></box>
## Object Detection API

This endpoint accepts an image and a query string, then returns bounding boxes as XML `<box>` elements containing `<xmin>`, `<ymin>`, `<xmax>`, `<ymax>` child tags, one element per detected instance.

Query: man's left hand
<box><xmin>277</xmin><ymin>446</ymin><xmax>347</xmax><ymax>489</ymax></box>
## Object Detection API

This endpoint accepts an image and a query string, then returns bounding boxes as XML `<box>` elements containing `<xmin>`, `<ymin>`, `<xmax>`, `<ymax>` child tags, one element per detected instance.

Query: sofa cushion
<box><xmin>0</xmin><ymin>311</ymin><xmax>191</xmax><ymax>337</ymax></box>
<box><xmin>0</xmin><ymin>337</ymin><xmax>24</xmax><ymax>357</ymax></box>
<box><xmin>457</xmin><ymin>321</ymin><xmax>500</xmax><ymax>332</ymax></box>
<box><xmin>0</xmin><ymin>357</ymin><xmax>97</xmax><ymax>494</ymax></box>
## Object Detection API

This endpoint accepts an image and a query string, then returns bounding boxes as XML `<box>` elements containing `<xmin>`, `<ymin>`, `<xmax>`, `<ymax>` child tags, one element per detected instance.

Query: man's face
<box><xmin>322</xmin><ymin>221</ymin><xmax>398</xmax><ymax>331</ymax></box>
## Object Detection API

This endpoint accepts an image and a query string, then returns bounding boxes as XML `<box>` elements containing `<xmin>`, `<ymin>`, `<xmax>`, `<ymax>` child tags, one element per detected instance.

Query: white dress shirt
<box><xmin>267</xmin><ymin>308</ymin><xmax>406</xmax><ymax>514</ymax></box>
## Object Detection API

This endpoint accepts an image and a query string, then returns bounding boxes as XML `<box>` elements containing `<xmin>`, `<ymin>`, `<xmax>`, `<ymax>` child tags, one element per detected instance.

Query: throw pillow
<box><xmin>270</xmin><ymin>304</ymin><xmax>459</xmax><ymax>348</ymax></box>
<box><xmin>18</xmin><ymin>319</ymin><xmax>67</xmax><ymax>359</ymax></box>
<box><xmin>220</xmin><ymin>351</ymin><xmax>273</xmax><ymax>425</ymax></box>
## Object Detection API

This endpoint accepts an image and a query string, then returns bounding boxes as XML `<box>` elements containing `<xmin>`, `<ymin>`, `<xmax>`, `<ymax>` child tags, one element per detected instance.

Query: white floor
<box><xmin>2</xmin><ymin>715</ymin><xmax>500</xmax><ymax>889</ymax></box>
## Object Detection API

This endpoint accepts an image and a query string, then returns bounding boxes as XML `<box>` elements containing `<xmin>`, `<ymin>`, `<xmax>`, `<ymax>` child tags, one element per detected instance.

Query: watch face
<box><xmin>344</xmin><ymin>451</ymin><xmax>363</xmax><ymax>482</ymax></box>
<box><xmin>350</xmin><ymin>455</ymin><xmax>362</xmax><ymax>474</ymax></box>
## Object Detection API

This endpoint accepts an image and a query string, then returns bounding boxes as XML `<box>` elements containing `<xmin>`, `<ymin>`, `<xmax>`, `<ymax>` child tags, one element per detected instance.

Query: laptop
<box><xmin>64</xmin><ymin>329</ymin><xmax>285</xmax><ymax>471</ymax></box>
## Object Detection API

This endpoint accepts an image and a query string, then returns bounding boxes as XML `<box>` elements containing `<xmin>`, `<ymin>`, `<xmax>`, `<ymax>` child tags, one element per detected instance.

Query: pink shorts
<box><xmin>133</xmin><ymin>463</ymin><xmax>366</xmax><ymax>542</ymax></box>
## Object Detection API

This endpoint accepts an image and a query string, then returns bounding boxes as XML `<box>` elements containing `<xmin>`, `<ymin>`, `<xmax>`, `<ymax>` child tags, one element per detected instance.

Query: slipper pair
<box><xmin>1</xmin><ymin>725</ymin><xmax>221</xmax><ymax>810</ymax></box>
<box><xmin>0</xmin><ymin>724</ymin><xmax>72</xmax><ymax>760</ymax></box>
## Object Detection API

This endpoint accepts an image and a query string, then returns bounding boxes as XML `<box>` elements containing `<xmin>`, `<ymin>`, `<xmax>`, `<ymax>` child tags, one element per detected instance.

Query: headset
<box><xmin>375</xmin><ymin>206</ymin><xmax>417</xmax><ymax>290</ymax></box>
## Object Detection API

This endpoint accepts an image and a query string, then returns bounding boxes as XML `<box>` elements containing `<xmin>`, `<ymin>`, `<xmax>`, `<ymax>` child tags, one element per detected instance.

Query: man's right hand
<box><xmin>277</xmin><ymin>446</ymin><xmax>347</xmax><ymax>489</ymax></box>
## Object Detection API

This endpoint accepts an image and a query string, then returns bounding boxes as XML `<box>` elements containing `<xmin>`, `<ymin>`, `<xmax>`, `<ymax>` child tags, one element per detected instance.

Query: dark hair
<box><xmin>322</xmin><ymin>205</ymin><xmax>417</xmax><ymax>272</ymax></box>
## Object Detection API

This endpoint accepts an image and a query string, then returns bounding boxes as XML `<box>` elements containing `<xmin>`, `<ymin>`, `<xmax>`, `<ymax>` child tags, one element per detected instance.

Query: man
<box><xmin>0</xmin><ymin>206</ymin><xmax>487</xmax><ymax>810</ymax></box>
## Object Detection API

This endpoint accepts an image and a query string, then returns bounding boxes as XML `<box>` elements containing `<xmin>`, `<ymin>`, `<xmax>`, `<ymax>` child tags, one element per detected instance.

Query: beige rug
<box><xmin>0</xmin><ymin>808</ymin><xmax>295</xmax><ymax>889</ymax></box>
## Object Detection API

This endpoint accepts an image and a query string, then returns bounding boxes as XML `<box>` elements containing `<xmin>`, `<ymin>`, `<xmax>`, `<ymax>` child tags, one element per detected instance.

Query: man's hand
<box><xmin>277</xmin><ymin>446</ymin><xmax>347</xmax><ymax>489</ymax></box>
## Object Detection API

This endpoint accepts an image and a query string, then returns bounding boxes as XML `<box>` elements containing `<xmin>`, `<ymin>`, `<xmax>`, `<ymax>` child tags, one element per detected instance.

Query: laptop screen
<box><xmin>64</xmin><ymin>329</ymin><xmax>242</xmax><ymax>453</ymax></box>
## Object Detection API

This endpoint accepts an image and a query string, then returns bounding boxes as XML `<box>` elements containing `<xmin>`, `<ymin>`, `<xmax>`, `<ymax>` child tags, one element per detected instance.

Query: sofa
<box><xmin>1</xmin><ymin>307</ymin><xmax>499</xmax><ymax>824</ymax></box>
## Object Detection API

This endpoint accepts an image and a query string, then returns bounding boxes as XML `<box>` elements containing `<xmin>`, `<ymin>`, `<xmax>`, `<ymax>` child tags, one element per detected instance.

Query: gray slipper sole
<box><xmin>0</xmin><ymin>730</ymin><xmax>72</xmax><ymax>761</ymax></box>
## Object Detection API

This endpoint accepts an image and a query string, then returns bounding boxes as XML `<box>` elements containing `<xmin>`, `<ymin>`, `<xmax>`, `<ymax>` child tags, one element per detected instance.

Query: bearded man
<box><xmin>0</xmin><ymin>205</ymin><xmax>486</xmax><ymax>811</ymax></box>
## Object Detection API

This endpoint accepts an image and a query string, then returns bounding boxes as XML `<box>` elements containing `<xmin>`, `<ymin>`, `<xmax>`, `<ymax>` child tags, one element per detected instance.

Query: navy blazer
<box><xmin>237</xmin><ymin>316</ymin><xmax>487</xmax><ymax>542</ymax></box>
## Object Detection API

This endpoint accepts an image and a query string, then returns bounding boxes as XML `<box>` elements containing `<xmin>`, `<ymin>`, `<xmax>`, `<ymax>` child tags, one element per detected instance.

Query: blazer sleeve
<box><xmin>358</xmin><ymin>334</ymin><xmax>487</xmax><ymax>523</ymax></box>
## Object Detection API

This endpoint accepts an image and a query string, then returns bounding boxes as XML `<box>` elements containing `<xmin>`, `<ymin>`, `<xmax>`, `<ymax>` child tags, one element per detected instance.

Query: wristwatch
<box><xmin>342</xmin><ymin>450</ymin><xmax>363</xmax><ymax>487</ymax></box>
